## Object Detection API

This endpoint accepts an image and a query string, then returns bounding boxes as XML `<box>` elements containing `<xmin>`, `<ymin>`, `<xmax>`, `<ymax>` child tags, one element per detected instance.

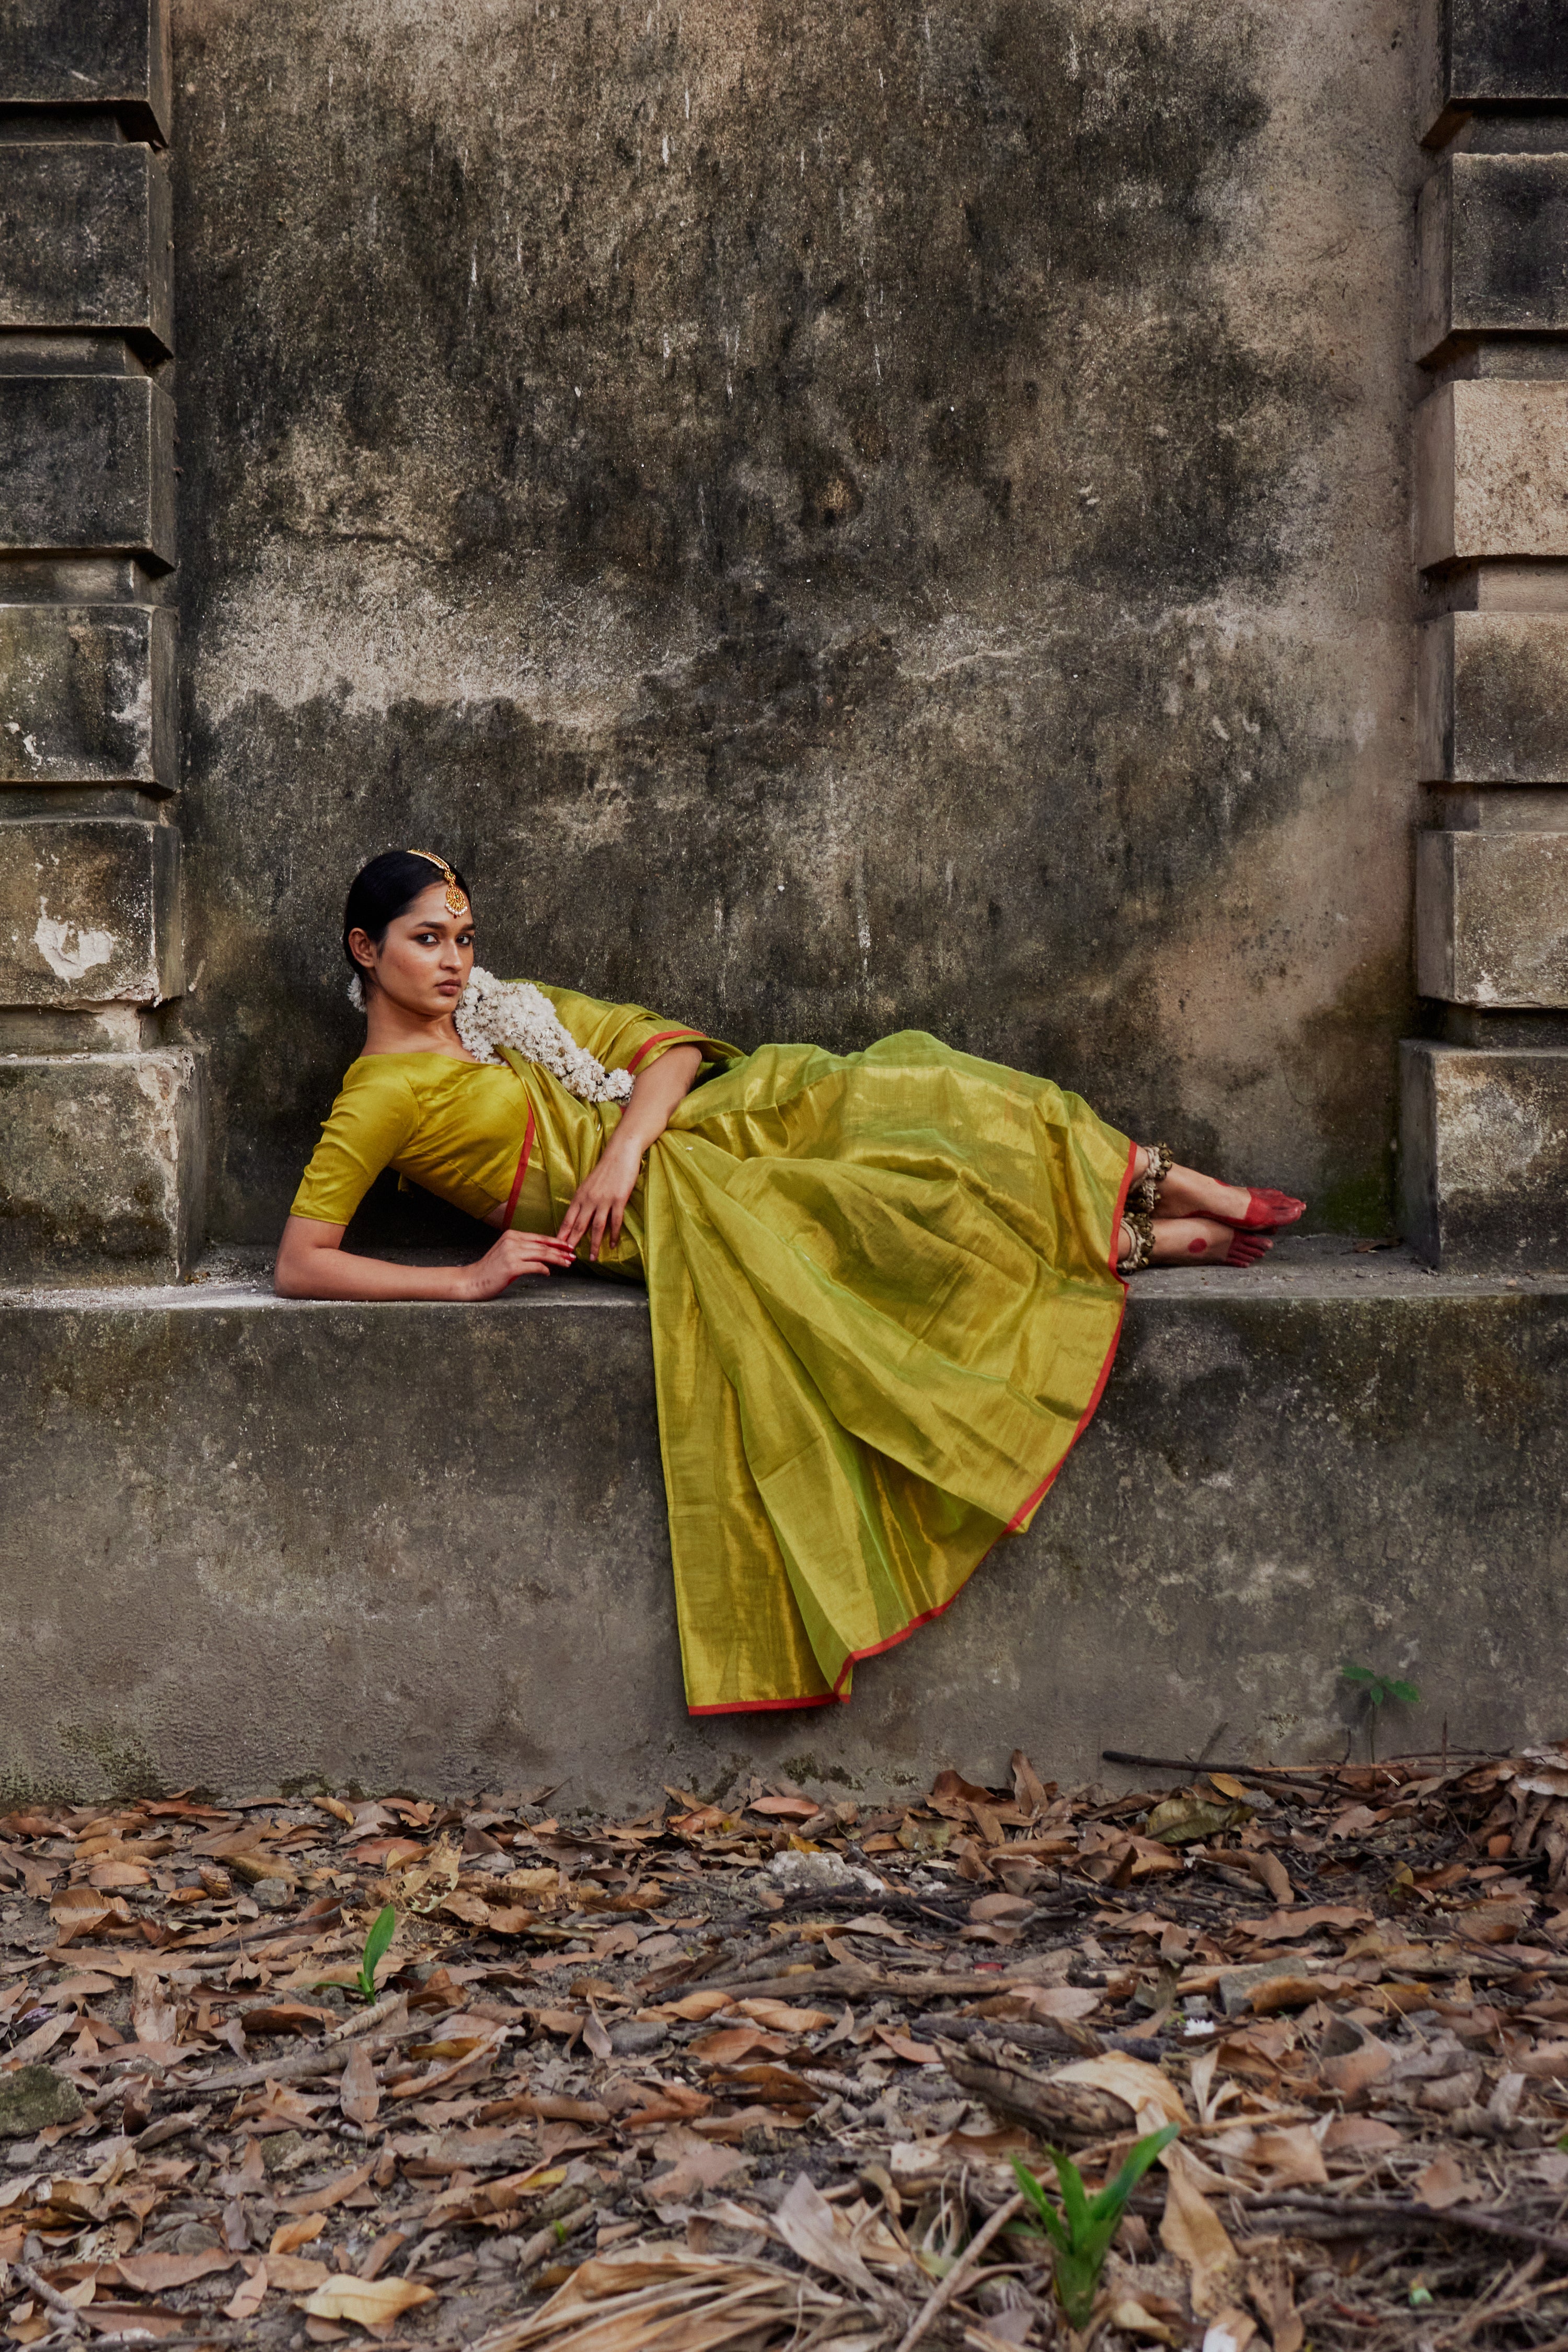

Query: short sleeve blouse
<box><xmin>289</xmin><ymin>982</ymin><xmax>738</xmax><ymax>1228</ymax></box>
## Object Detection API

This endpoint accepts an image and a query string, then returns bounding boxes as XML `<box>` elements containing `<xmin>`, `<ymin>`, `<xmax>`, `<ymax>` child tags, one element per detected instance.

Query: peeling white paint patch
<box><xmin>35</xmin><ymin>905</ymin><xmax>116</xmax><ymax>983</ymax></box>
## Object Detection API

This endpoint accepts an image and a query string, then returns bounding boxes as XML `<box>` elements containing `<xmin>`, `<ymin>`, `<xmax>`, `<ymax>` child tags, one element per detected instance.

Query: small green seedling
<box><xmin>355</xmin><ymin>1905</ymin><xmax>397</xmax><ymax>2003</ymax></box>
<box><xmin>1341</xmin><ymin>1665</ymin><xmax>1421</xmax><ymax>1763</ymax></box>
<box><xmin>1010</xmin><ymin>2125</ymin><xmax>1180</xmax><ymax>2328</ymax></box>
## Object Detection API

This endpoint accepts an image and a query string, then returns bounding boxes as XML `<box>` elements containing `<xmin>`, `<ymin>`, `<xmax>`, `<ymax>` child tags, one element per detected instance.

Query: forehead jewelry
<box><xmin>407</xmin><ymin>848</ymin><xmax>469</xmax><ymax>918</ymax></box>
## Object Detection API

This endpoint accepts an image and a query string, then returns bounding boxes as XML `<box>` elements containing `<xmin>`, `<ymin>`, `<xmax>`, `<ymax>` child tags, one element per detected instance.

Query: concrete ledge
<box><xmin>2</xmin><ymin>1241</ymin><xmax>1565</xmax><ymax>1809</ymax></box>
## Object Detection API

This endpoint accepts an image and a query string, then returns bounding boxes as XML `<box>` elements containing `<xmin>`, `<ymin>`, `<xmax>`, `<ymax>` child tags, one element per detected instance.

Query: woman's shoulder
<box><xmin>340</xmin><ymin>1050</ymin><xmax>486</xmax><ymax>1085</ymax></box>
<box><xmin>329</xmin><ymin>1055</ymin><xmax>429</xmax><ymax>1108</ymax></box>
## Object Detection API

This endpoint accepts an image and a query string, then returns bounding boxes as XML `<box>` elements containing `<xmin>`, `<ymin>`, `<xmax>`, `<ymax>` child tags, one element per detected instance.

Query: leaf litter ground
<box><xmin>5</xmin><ymin>1745</ymin><xmax>1568</xmax><ymax>2352</ymax></box>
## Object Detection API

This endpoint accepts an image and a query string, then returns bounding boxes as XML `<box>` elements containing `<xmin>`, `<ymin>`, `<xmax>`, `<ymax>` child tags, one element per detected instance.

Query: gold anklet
<box><xmin>1120</xmin><ymin>1211</ymin><xmax>1156</xmax><ymax>1272</ymax></box>
<box><xmin>1136</xmin><ymin>1143</ymin><xmax>1173</xmax><ymax>1217</ymax></box>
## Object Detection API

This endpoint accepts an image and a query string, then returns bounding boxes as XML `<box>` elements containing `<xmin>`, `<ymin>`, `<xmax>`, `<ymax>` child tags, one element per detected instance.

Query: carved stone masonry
<box><xmin>0</xmin><ymin>0</ymin><xmax>204</xmax><ymax>1284</ymax></box>
<box><xmin>1403</xmin><ymin>0</ymin><xmax>1568</xmax><ymax>1267</ymax></box>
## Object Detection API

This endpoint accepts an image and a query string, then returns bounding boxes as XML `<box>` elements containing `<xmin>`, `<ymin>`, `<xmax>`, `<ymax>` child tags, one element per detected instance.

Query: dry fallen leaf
<box><xmin>1161</xmin><ymin>2148</ymin><xmax>1241</xmax><ymax>2319</ymax></box>
<box><xmin>688</xmin><ymin>2025</ymin><xmax>790</xmax><ymax>2064</ymax></box>
<box><xmin>1109</xmin><ymin>2296</ymin><xmax>1182</xmax><ymax>2345</ymax></box>
<box><xmin>107</xmin><ymin>2252</ymin><xmax>238</xmax><ymax>2294</ymax></box>
<box><xmin>873</xmin><ymin>2025</ymin><xmax>941</xmax><ymax>2064</ymax></box>
<box><xmin>771</xmin><ymin>2169</ymin><xmax>882</xmax><ymax>2295</ymax></box>
<box><xmin>467</xmin><ymin>2243</ymin><xmax>841</xmax><ymax>2352</ymax></box>
<box><xmin>1055</xmin><ymin>2054</ymin><xmax>1187</xmax><ymax>2130</ymax></box>
<box><xmin>1201</xmin><ymin>2305</ymin><xmax>1256</xmax><ymax>2352</ymax></box>
<box><xmin>1320</xmin><ymin>2034</ymin><xmax>1393</xmax><ymax>2099</ymax></box>
<box><xmin>1415</xmin><ymin>2152</ymin><xmax>1480</xmax><ymax>2210</ymax></box>
<box><xmin>339</xmin><ymin>2039</ymin><xmax>380</xmax><ymax>2127</ymax></box>
<box><xmin>1241</xmin><ymin>1849</ymin><xmax>1294</xmax><ymax>1905</ymax></box>
<box><xmin>223</xmin><ymin>2259</ymin><xmax>270</xmax><ymax>2322</ymax></box>
<box><xmin>644</xmin><ymin>2127</ymin><xmax>750</xmax><ymax>2206</ymax></box>
<box><xmin>271</xmin><ymin>2215</ymin><xmax>327</xmax><ymax>2256</ymax></box>
<box><xmin>1008</xmin><ymin>1983</ymin><xmax>1100</xmax><ymax>2022</ymax></box>
<box><xmin>301</xmin><ymin>2276</ymin><xmax>438</xmax><ymax>2324</ymax></box>
<box><xmin>1146</xmin><ymin>1796</ymin><xmax>1252</xmax><ymax>1846</ymax></box>
<box><xmin>1241</xmin><ymin>1905</ymin><xmax>1371</xmax><ymax>1942</ymax></box>
<box><xmin>49</xmin><ymin>1886</ymin><xmax>127</xmax><ymax>1940</ymax></box>
<box><xmin>736</xmin><ymin>1998</ymin><xmax>833</xmax><ymax>2031</ymax></box>
<box><xmin>1246</xmin><ymin>2245</ymin><xmax>1303</xmax><ymax>2352</ymax></box>
<box><xmin>656</xmin><ymin>1990</ymin><xmax>736</xmax><ymax>2022</ymax></box>
<box><xmin>1321</xmin><ymin>2117</ymin><xmax>1403</xmax><ymax>2153</ymax></box>
<box><xmin>1250</xmin><ymin>2126</ymin><xmax>1329</xmax><ymax>2186</ymax></box>
<box><xmin>1511</xmin><ymin>2040</ymin><xmax>1568</xmax><ymax>2078</ymax></box>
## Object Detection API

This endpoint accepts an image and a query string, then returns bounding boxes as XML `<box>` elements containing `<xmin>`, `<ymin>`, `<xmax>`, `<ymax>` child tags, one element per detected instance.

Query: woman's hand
<box><xmin>456</xmin><ymin>1229</ymin><xmax>577</xmax><ymax>1299</ymax></box>
<box><xmin>558</xmin><ymin>1134</ymin><xmax>641</xmax><ymax>1262</ymax></box>
<box><xmin>557</xmin><ymin>1043</ymin><xmax>704</xmax><ymax>1261</ymax></box>
<box><xmin>275</xmin><ymin>1215</ymin><xmax>572</xmax><ymax>1301</ymax></box>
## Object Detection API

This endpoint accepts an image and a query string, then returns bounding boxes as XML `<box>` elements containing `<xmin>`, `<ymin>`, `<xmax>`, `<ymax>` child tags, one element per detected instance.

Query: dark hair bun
<box><xmin>342</xmin><ymin>851</ymin><xmax>474</xmax><ymax>985</ymax></box>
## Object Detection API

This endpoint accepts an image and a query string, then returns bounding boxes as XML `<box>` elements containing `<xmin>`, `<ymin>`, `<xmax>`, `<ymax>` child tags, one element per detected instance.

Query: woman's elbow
<box><xmin>272</xmin><ymin>1244</ymin><xmax>306</xmax><ymax>1297</ymax></box>
<box><xmin>273</xmin><ymin>1217</ymin><xmax>335</xmax><ymax>1298</ymax></box>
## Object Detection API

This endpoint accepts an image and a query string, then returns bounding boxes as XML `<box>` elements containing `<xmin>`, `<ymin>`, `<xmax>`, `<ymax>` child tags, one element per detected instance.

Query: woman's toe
<box><xmin>1242</xmin><ymin>1188</ymin><xmax>1305</xmax><ymax>1227</ymax></box>
<box><xmin>1225</xmin><ymin>1232</ymin><xmax>1274</xmax><ymax>1267</ymax></box>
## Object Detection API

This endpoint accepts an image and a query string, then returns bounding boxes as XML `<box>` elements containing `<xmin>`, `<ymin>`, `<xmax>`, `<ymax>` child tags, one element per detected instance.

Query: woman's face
<box><xmin>350</xmin><ymin>882</ymin><xmax>475</xmax><ymax>1017</ymax></box>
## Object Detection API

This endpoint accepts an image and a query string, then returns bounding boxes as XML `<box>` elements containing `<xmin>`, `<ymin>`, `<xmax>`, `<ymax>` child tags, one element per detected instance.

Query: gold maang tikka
<box><xmin>407</xmin><ymin>849</ymin><xmax>470</xmax><ymax>918</ymax></box>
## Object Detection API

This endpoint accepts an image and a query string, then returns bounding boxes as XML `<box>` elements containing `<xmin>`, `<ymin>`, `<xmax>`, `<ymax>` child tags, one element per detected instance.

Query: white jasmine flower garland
<box><xmin>453</xmin><ymin>967</ymin><xmax>633</xmax><ymax>1103</ymax></box>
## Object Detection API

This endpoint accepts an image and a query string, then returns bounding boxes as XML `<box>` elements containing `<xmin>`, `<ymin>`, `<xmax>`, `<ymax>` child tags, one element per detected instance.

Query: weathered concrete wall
<box><xmin>167</xmin><ymin>0</ymin><xmax>1423</xmax><ymax>1242</ymax></box>
<box><xmin>1</xmin><ymin>1244</ymin><xmax>1564</xmax><ymax>1806</ymax></box>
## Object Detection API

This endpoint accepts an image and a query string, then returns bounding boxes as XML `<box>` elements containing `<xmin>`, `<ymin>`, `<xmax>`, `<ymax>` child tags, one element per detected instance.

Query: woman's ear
<box><xmin>346</xmin><ymin>926</ymin><xmax>377</xmax><ymax>975</ymax></box>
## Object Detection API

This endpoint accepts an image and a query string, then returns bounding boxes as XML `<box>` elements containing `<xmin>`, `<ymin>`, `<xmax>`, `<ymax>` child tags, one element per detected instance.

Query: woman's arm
<box><xmin>557</xmin><ymin>1043</ymin><xmax>703</xmax><ymax>1261</ymax></box>
<box><xmin>273</xmin><ymin>1215</ymin><xmax>575</xmax><ymax>1300</ymax></box>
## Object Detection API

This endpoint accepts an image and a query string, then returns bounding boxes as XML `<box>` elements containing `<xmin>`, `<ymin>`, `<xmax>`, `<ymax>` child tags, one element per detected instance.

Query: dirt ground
<box><xmin>4</xmin><ymin>1742</ymin><xmax>1568</xmax><ymax>2352</ymax></box>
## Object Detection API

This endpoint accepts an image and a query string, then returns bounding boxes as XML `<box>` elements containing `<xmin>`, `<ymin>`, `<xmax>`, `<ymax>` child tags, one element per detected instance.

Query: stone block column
<box><xmin>1403</xmin><ymin>0</ymin><xmax>1568</xmax><ymax>1267</ymax></box>
<box><xmin>0</xmin><ymin>0</ymin><xmax>204</xmax><ymax>1285</ymax></box>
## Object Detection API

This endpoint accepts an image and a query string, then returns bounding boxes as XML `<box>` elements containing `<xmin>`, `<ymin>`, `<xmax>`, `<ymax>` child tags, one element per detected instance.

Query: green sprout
<box><xmin>355</xmin><ymin>1905</ymin><xmax>397</xmax><ymax>2003</ymax></box>
<box><xmin>1009</xmin><ymin>2125</ymin><xmax>1180</xmax><ymax>2328</ymax></box>
<box><xmin>1341</xmin><ymin>1665</ymin><xmax>1421</xmax><ymax>1763</ymax></box>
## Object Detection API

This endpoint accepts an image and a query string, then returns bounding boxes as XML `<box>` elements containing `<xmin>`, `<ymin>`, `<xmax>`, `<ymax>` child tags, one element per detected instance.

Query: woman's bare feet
<box><xmin>1119</xmin><ymin>1216</ymin><xmax>1274</xmax><ymax>1270</ymax></box>
<box><xmin>1130</xmin><ymin>1149</ymin><xmax>1304</xmax><ymax>1231</ymax></box>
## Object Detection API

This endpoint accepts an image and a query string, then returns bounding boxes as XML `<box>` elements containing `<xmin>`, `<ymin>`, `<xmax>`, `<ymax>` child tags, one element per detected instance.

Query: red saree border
<box><xmin>686</xmin><ymin>1137</ymin><xmax>1142</xmax><ymax>1719</ymax></box>
<box><xmin>502</xmin><ymin>1108</ymin><xmax>537</xmax><ymax>1225</ymax></box>
<box><xmin>626</xmin><ymin>1028</ymin><xmax>710</xmax><ymax>1075</ymax></box>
